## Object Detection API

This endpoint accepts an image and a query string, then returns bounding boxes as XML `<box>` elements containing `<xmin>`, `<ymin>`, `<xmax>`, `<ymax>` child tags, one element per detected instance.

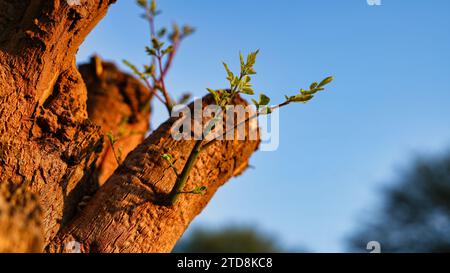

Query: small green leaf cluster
<box><xmin>146</xmin><ymin>37</ymin><xmax>174</xmax><ymax>58</ymax></box>
<box><xmin>161</xmin><ymin>153</ymin><xmax>173</xmax><ymax>162</ymax></box>
<box><xmin>190</xmin><ymin>186</ymin><xmax>207</xmax><ymax>195</ymax></box>
<box><xmin>207</xmin><ymin>50</ymin><xmax>333</xmax><ymax>116</ymax></box>
<box><xmin>122</xmin><ymin>1</ymin><xmax>196</xmax><ymax>112</ymax></box>
<box><xmin>168</xmin><ymin>23</ymin><xmax>196</xmax><ymax>43</ymax></box>
<box><xmin>123</xmin><ymin>36</ymin><xmax>174</xmax><ymax>81</ymax></box>
<box><xmin>207</xmin><ymin>50</ymin><xmax>260</xmax><ymax>108</ymax></box>
<box><xmin>123</xmin><ymin>60</ymin><xmax>148</xmax><ymax>80</ymax></box>
<box><xmin>285</xmin><ymin>76</ymin><xmax>334</xmax><ymax>103</ymax></box>
<box><xmin>252</xmin><ymin>93</ymin><xmax>271</xmax><ymax>114</ymax></box>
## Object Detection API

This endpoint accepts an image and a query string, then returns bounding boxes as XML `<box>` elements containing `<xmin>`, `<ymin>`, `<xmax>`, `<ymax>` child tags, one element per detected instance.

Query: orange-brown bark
<box><xmin>0</xmin><ymin>183</ymin><xmax>43</xmax><ymax>252</ymax></box>
<box><xmin>80</xmin><ymin>56</ymin><xmax>152</xmax><ymax>185</ymax></box>
<box><xmin>48</xmin><ymin>95</ymin><xmax>259</xmax><ymax>253</ymax></box>
<box><xmin>0</xmin><ymin>0</ymin><xmax>115</xmax><ymax>242</ymax></box>
<box><xmin>0</xmin><ymin>0</ymin><xmax>260</xmax><ymax>253</ymax></box>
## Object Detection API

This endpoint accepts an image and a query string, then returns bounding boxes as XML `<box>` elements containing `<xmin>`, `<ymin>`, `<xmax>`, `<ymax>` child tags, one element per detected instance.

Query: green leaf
<box><xmin>192</xmin><ymin>186</ymin><xmax>207</xmax><ymax>195</ymax></box>
<box><xmin>246</xmin><ymin>67</ymin><xmax>257</xmax><ymax>75</ymax></box>
<box><xmin>286</xmin><ymin>94</ymin><xmax>314</xmax><ymax>103</ymax></box>
<box><xmin>223</xmin><ymin>62</ymin><xmax>233</xmax><ymax>78</ymax></box>
<box><xmin>182</xmin><ymin>25</ymin><xmax>195</xmax><ymax>36</ymax></box>
<box><xmin>253</xmin><ymin>93</ymin><xmax>270</xmax><ymax>112</ymax></box>
<box><xmin>246</xmin><ymin>49</ymin><xmax>260</xmax><ymax>68</ymax></box>
<box><xmin>137</xmin><ymin>0</ymin><xmax>147</xmax><ymax>8</ymax></box>
<box><xmin>150</xmin><ymin>0</ymin><xmax>156</xmax><ymax>14</ymax></box>
<box><xmin>157</xmin><ymin>27</ymin><xmax>167</xmax><ymax>38</ymax></box>
<box><xmin>123</xmin><ymin>60</ymin><xmax>146</xmax><ymax>79</ymax></box>
<box><xmin>162</xmin><ymin>45</ymin><xmax>174</xmax><ymax>55</ymax></box>
<box><xmin>117</xmin><ymin>147</ymin><xmax>123</xmax><ymax>163</ymax></box>
<box><xmin>259</xmin><ymin>93</ymin><xmax>270</xmax><ymax>105</ymax></box>
<box><xmin>241</xmin><ymin>86</ymin><xmax>254</xmax><ymax>95</ymax></box>
<box><xmin>161</xmin><ymin>153</ymin><xmax>173</xmax><ymax>162</ymax></box>
<box><xmin>106</xmin><ymin>131</ymin><xmax>116</xmax><ymax>145</ymax></box>
<box><xmin>300</xmin><ymin>88</ymin><xmax>316</xmax><ymax>95</ymax></box>
<box><xmin>259</xmin><ymin>106</ymin><xmax>272</xmax><ymax>115</ymax></box>
<box><xmin>151</xmin><ymin>37</ymin><xmax>163</xmax><ymax>50</ymax></box>
<box><xmin>169</xmin><ymin>23</ymin><xmax>181</xmax><ymax>42</ymax></box>
<box><xmin>310</xmin><ymin>82</ymin><xmax>318</xmax><ymax>90</ymax></box>
<box><xmin>144</xmin><ymin>64</ymin><xmax>155</xmax><ymax>75</ymax></box>
<box><xmin>239</xmin><ymin>52</ymin><xmax>245</xmax><ymax>72</ymax></box>
<box><xmin>207</xmin><ymin>88</ymin><xmax>221</xmax><ymax>105</ymax></box>
<box><xmin>178</xmin><ymin>93</ymin><xmax>192</xmax><ymax>105</ymax></box>
<box><xmin>145</xmin><ymin>46</ymin><xmax>157</xmax><ymax>56</ymax></box>
<box><xmin>318</xmin><ymin>76</ymin><xmax>334</xmax><ymax>88</ymax></box>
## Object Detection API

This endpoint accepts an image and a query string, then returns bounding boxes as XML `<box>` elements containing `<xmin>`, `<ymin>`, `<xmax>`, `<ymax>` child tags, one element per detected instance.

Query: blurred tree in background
<box><xmin>173</xmin><ymin>226</ymin><xmax>284</xmax><ymax>253</ymax></box>
<box><xmin>350</xmin><ymin>152</ymin><xmax>450</xmax><ymax>252</ymax></box>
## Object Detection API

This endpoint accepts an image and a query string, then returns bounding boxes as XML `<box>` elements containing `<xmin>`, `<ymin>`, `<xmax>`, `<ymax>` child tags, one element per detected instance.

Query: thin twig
<box><xmin>143</xmin><ymin>77</ymin><xmax>165</xmax><ymax>104</ymax></box>
<box><xmin>156</xmin><ymin>54</ymin><xmax>173</xmax><ymax>111</ymax></box>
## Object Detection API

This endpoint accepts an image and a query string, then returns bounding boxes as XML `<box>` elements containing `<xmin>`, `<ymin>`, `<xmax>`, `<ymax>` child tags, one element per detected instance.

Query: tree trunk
<box><xmin>0</xmin><ymin>0</ymin><xmax>260</xmax><ymax>253</ymax></box>
<box><xmin>80</xmin><ymin>55</ymin><xmax>152</xmax><ymax>186</ymax></box>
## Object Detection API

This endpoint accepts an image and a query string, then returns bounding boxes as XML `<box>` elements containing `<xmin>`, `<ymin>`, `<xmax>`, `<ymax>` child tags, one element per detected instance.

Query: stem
<box><xmin>108</xmin><ymin>141</ymin><xmax>121</xmax><ymax>166</ymax></box>
<box><xmin>162</xmin><ymin>37</ymin><xmax>181</xmax><ymax>77</ymax></box>
<box><xmin>146</xmin><ymin>11</ymin><xmax>157</xmax><ymax>68</ymax></box>
<box><xmin>168</xmin><ymin>161</ymin><xmax>179</xmax><ymax>177</ymax></box>
<box><xmin>166</xmin><ymin>98</ymin><xmax>290</xmax><ymax>205</ymax></box>
<box><xmin>157</xmin><ymin>54</ymin><xmax>173</xmax><ymax>112</ymax></box>
<box><xmin>143</xmin><ymin>77</ymin><xmax>165</xmax><ymax>105</ymax></box>
<box><xmin>168</xmin><ymin>139</ymin><xmax>203</xmax><ymax>204</ymax></box>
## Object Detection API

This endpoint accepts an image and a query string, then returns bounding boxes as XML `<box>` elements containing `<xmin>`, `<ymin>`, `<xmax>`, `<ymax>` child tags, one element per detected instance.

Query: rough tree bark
<box><xmin>48</xmin><ymin>95</ymin><xmax>259</xmax><ymax>253</ymax></box>
<box><xmin>0</xmin><ymin>183</ymin><xmax>43</xmax><ymax>252</ymax></box>
<box><xmin>0</xmin><ymin>0</ymin><xmax>260</xmax><ymax>253</ymax></box>
<box><xmin>0</xmin><ymin>0</ymin><xmax>113</xmax><ymax>244</ymax></box>
<box><xmin>80</xmin><ymin>55</ymin><xmax>152</xmax><ymax>186</ymax></box>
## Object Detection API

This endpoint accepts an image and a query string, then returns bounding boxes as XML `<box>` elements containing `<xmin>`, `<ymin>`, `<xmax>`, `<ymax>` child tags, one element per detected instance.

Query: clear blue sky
<box><xmin>78</xmin><ymin>0</ymin><xmax>450</xmax><ymax>252</ymax></box>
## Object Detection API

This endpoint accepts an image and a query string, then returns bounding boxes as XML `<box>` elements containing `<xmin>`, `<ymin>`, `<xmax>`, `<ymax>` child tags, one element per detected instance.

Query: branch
<box><xmin>47</xmin><ymin>94</ymin><xmax>260</xmax><ymax>253</ymax></box>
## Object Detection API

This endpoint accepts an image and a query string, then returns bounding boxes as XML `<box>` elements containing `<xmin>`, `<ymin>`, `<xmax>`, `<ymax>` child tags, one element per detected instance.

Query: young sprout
<box><xmin>188</xmin><ymin>186</ymin><xmax>208</xmax><ymax>195</ymax></box>
<box><xmin>123</xmin><ymin>0</ymin><xmax>195</xmax><ymax>113</ymax></box>
<box><xmin>106</xmin><ymin>131</ymin><xmax>122</xmax><ymax>165</ymax></box>
<box><xmin>161</xmin><ymin>153</ymin><xmax>179</xmax><ymax>177</ymax></box>
<box><xmin>162</xmin><ymin>153</ymin><xmax>207</xmax><ymax>199</ymax></box>
<box><xmin>126</xmin><ymin>0</ymin><xmax>335</xmax><ymax>207</ymax></box>
<box><xmin>167</xmin><ymin>50</ymin><xmax>334</xmax><ymax>205</ymax></box>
